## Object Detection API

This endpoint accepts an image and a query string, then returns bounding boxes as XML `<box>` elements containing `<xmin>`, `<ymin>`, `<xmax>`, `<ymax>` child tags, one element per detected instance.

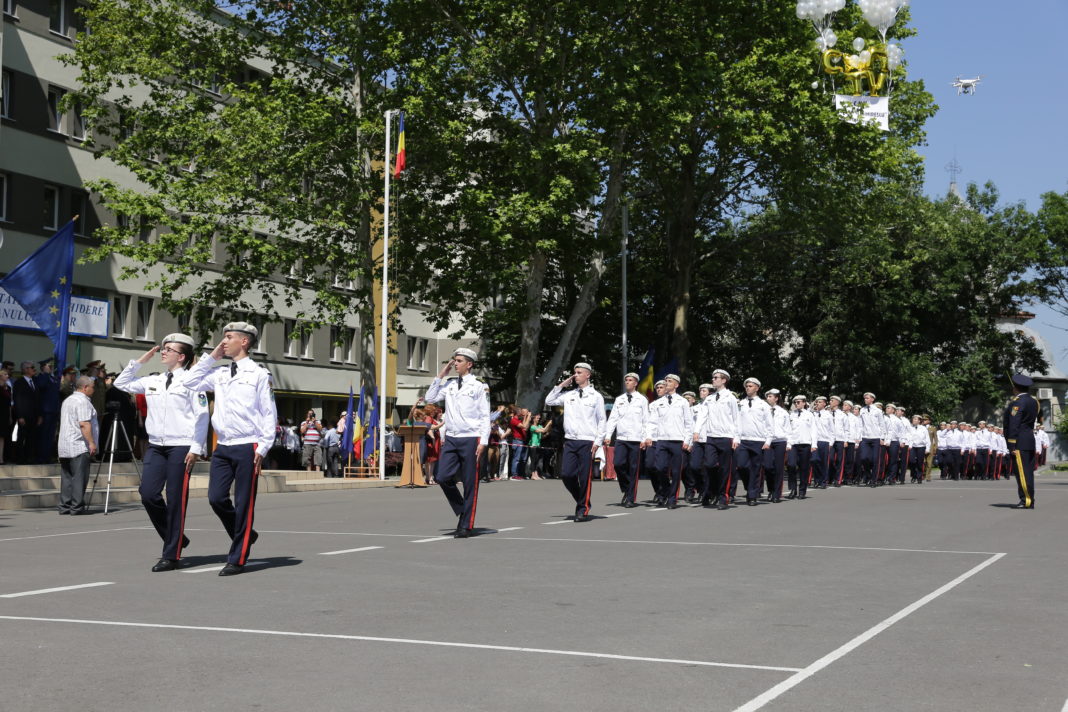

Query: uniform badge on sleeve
<box><xmin>199</xmin><ymin>393</ymin><xmax>208</xmax><ymax>407</ymax></box>
<box><xmin>1011</xmin><ymin>406</ymin><xmax>1019</xmax><ymax>416</ymax></box>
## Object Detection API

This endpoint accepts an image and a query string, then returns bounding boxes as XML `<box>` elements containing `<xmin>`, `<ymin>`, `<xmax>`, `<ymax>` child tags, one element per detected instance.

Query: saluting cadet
<box><xmin>423</xmin><ymin>348</ymin><xmax>491</xmax><ymax>538</ymax></box>
<box><xmin>811</xmin><ymin>396</ymin><xmax>834</xmax><ymax>489</ymax></box>
<box><xmin>974</xmin><ymin>420</ymin><xmax>992</xmax><ymax>479</ymax></box>
<box><xmin>906</xmin><ymin>414</ymin><xmax>931</xmax><ymax>483</ymax></box>
<box><xmin>602</xmin><ymin>372</ymin><xmax>648</xmax><ymax>508</ymax></box>
<box><xmin>546</xmin><ymin>363</ymin><xmax>606</xmax><ymax>522</ymax></box>
<box><xmin>114</xmin><ymin>334</ymin><xmax>209</xmax><ymax>572</ymax></box>
<box><xmin>786</xmin><ymin>395</ymin><xmax>815</xmax><ymax>499</ymax></box>
<box><xmin>643</xmin><ymin>374</ymin><xmax>693</xmax><ymax>509</ymax></box>
<box><xmin>735</xmin><ymin>378</ymin><xmax>772</xmax><ymax>506</ymax></box>
<box><xmin>858</xmin><ymin>393</ymin><xmax>884</xmax><ymax>487</ymax></box>
<box><xmin>684</xmin><ymin>384</ymin><xmax>712</xmax><ymax>503</ymax></box>
<box><xmin>1004</xmin><ymin>373</ymin><xmax>1039</xmax><ymax>509</ymax></box>
<box><xmin>828</xmin><ymin>396</ymin><xmax>849</xmax><ymax>486</ymax></box>
<box><xmin>694</xmin><ymin>369</ymin><xmax>739</xmax><ymax>509</ymax></box>
<box><xmin>764</xmin><ymin>389</ymin><xmax>791</xmax><ymax>502</ymax></box>
<box><xmin>184</xmin><ymin>323</ymin><xmax>276</xmax><ymax>576</ymax></box>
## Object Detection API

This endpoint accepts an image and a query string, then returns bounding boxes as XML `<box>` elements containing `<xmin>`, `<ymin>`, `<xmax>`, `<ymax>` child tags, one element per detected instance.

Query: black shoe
<box><xmin>666</xmin><ymin>502</ymin><xmax>678</xmax><ymax>510</ymax></box>
<box><xmin>620</xmin><ymin>495</ymin><xmax>628</xmax><ymax>506</ymax></box>
<box><xmin>1011</xmin><ymin>501</ymin><xmax>1034</xmax><ymax>509</ymax></box>
<box><xmin>574</xmin><ymin>514</ymin><xmax>591</xmax><ymax>523</ymax></box>
<box><xmin>785</xmin><ymin>490</ymin><xmax>797</xmax><ymax>500</ymax></box>
<box><xmin>181</xmin><ymin>535</ymin><xmax>191</xmax><ymax>550</ymax></box>
<box><xmin>249</xmin><ymin>530</ymin><xmax>259</xmax><ymax>546</ymax></box>
<box><xmin>218</xmin><ymin>563</ymin><xmax>244</xmax><ymax>576</ymax></box>
<box><xmin>152</xmin><ymin>558</ymin><xmax>177</xmax><ymax>572</ymax></box>
<box><xmin>454</xmin><ymin>528</ymin><xmax>471</xmax><ymax>538</ymax></box>
<box><xmin>771</xmin><ymin>497</ymin><xmax>782</xmax><ymax>503</ymax></box>
<box><xmin>58</xmin><ymin>509</ymin><xmax>70</xmax><ymax>515</ymax></box>
<box><xmin>798</xmin><ymin>493</ymin><xmax>807</xmax><ymax>500</ymax></box>
<box><xmin>747</xmin><ymin>499</ymin><xmax>757</xmax><ymax>506</ymax></box>
<box><xmin>700</xmin><ymin>498</ymin><xmax>712</xmax><ymax>507</ymax></box>
<box><xmin>716</xmin><ymin>498</ymin><xmax>729</xmax><ymax>511</ymax></box>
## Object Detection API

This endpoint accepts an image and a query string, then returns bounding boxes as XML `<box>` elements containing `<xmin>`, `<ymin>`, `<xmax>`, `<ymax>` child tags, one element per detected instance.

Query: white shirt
<box><xmin>424</xmin><ymin>373</ymin><xmax>491</xmax><ymax>445</ymax></box>
<box><xmin>895</xmin><ymin>416</ymin><xmax>911</xmax><ymax>445</ymax></box>
<box><xmin>769</xmin><ymin>405</ymin><xmax>792</xmax><ymax>446</ymax></box>
<box><xmin>695</xmin><ymin>388</ymin><xmax>739</xmax><ymax>443</ymax></box>
<box><xmin>58</xmin><ymin>391</ymin><xmax>98</xmax><ymax>459</ymax></box>
<box><xmin>974</xmin><ymin>429</ymin><xmax>992</xmax><ymax>449</ymax></box>
<box><xmin>908</xmin><ymin>424</ymin><xmax>931</xmax><ymax>450</ymax></box>
<box><xmin>848</xmin><ymin>412</ymin><xmax>862</xmax><ymax>443</ymax></box>
<box><xmin>790</xmin><ymin>408</ymin><xmax>815</xmax><ymax>445</ymax></box>
<box><xmin>545</xmin><ymin>384</ymin><xmax>606</xmax><ymax>442</ymax></box>
<box><xmin>858</xmin><ymin>404</ymin><xmax>884</xmax><ymax>439</ymax></box>
<box><xmin>942</xmin><ymin>429</ymin><xmax>961</xmax><ymax>448</ymax></box>
<box><xmin>603</xmin><ymin>391</ymin><xmax>648</xmax><ymax>443</ymax></box>
<box><xmin>691</xmin><ymin>405</ymin><xmax>706</xmax><ymax>443</ymax></box>
<box><xmin>813</xmin><ymin>408</ymin><xmax>835</xmax><ymax>443</ymax></box>
<box><xmin>645</xmin><ymin>393</ymin><xmax>694</xmax><ymax>446</ymax></box>
<box><xmin>185</xmin><ymin>354</ymin><xmax>278</xmax><ymax>457</ymax></box>
<box><xmin>736</xmin><ymin>396</ymin><xmax>772</xmax><ymax>446</ymax></box>
<box><xmin>829</xmin><ymin>409</ymin><xmax>849</xmax><ymax>441</ymax></box>
<box><xmin>114</xmin><ymin>360</ymin><xmax>210</xmax><ymax>455</ymax></box>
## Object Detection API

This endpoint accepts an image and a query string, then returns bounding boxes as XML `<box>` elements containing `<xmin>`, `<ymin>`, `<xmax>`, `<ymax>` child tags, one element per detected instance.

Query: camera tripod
<box><xmin>86</xmin><ymin>412</ymin><xmax>142</xmax><ymax>515</ymax></box>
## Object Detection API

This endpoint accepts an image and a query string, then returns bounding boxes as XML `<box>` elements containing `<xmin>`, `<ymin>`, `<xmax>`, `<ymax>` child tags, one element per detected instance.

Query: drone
<box><xmin>951</xmin><ymin>75</ymin><xmax>982</xmax><ymax>95</ymax></box>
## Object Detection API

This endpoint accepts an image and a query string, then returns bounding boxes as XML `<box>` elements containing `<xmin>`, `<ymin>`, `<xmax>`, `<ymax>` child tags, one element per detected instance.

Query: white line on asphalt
<box><xmin>187</xmin><ymin>529</ymin><xmax>430</xmax><ymax>539</ymax></box>
<box><xmin>645</xmin><ymin>507</ymin><xmax>666</xmax><ymax>512</ymax></box>
<box><xmin>0</xmin><ymin>582</ymin><xmax>114</xmax><ymax>598</ymax></box>
<box><xmin>0</xmin><ymin>527</ymin><xmax>150</xmax><ymax>544</ymax></box>
<box><xmin>494</xmin><ymin>527</ymin><xmax>524</xmax><ymax>532</ymax></box>
<box><xmin>181</xmin><ymin>560</ymin><xmax>269</xmax><ymax>574</ymax></box>
<box><xmin>494</xmin><ymin>537</ymin><xmax>1000</xmax><ymax>556</ymax></box>
<box><xmin>541</xmin><ymin>520</ymin><xmax>570</xmax><ymax>525</ymax></box>
<box><xmin>732</xmin><ymin>552</ymin><xmax>1007</xmax><ymax>712</ymax></box>
<box><xmin>1061</xmin><ymin>696</ymin><xmax>1068</xmax><ymax>712</ymax></box>
<box><xmin>409</xmin><ymin>536</ymin><xmax>452</xmax><ymax>543</ymax></box>
<box><xmin>318</xmin><ymin>546</ymin><xmax>384</xmax><ymax>556</ymax></box>
<box><xmin>0</xmin><ymin>615</ymin><xmax>803</xmax><ymax>672</ymax></box>
<box><xmin>602</xmin><ymin>513</ymin><xmax>629</xmax><ymax>518</ymax></box>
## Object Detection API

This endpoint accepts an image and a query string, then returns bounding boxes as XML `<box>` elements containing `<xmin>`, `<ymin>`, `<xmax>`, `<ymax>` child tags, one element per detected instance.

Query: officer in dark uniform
<box><xmin>1004</xmin><ymin>373</ymin><xmax>1039</xmax><ymax>509</ymax></box>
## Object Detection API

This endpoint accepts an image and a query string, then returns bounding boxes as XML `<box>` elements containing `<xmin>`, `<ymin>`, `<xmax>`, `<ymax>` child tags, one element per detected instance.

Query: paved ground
<box><xmin>1</xmin><ymin>472</ymin><xmax>1066</xmax><ymax>712</ymax></box>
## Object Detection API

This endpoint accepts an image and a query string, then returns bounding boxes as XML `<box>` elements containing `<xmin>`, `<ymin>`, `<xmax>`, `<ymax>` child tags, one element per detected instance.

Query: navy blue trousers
<box><xmin>787</xmin><ymin>444</ymin><xmax>813</xmax><ymax>496</ymax></box>
<box><xmin>613</xmin><ymin>440</ymin><xmax>643</xmax><ymax>504</ymax></box>
<box><xmin>1009</xmin><ymin>447</ymin><xmax>1035</xmax><ymax>507</ymax></box>
<box><xmin>703</xmin><ymin>437</ymin><xmax>735</xmax><ymax>504</ymax></box>
<box><xmin>734</xmin><ymin>440</ymin><xmax>765</xmax><ymax>501</ymax></box>
<box><xmin>908</xmin><ymin>447</ymin><xmax>926</xmax><ymax>481</ymax></box>
<box><xmin>813</xmin><ymin>441</ymin><xmax>831</xmax><ymax>486</ymax></box>
<box><xmin>685</xmin><ymin>441</ymin><xmax>707</xmax><ymax>498</ymax></box>
<box><xmin>763</xmin><ymin>440</ymin><xmax>788</xmax><ymax>498</ymax></box>
<box><xmin>208</xmin><ymin>443</ymin><xmax>260</xmax><ymax>566</ymax></box>
<box><xmin>883</xmin><ymin>442</ymin><xmax>900</xmax><ymax>482</ymax></box>
<box><xmin>141</xmin><ymin>444</ymin><xmax>193</xmax><ymax>560</ymax></box>
<box><xmin>975</xmin><ymin>448</ymin><xmax>991</xmax><ymax>478</ymax></box>
<box><xmin>844</xmin><ymin>442</ymin><xmax>858</xmax><ymax>482</ymax></box>
<box><xmin>830</xmin><ymin>442</ymin><xmax>846</xmax><ymax>485</ymax></box>
<box><xmin>858</xmin><ymin>438</ymin><xmax>881</xmax><ymax>482</ymax></box>
<box><xmin>653</xmin><ymin>440</ymin><xmax>685</xmax><ymax>505</ymax></box>
<box><xmin>435</xmin><ymin>436</ymin><xmax>481</xmax><ymax>529</ymax></box>
<box><xmin>561</xmin><ymin>439</ymin><xmax>594</xmax><ymax>517</ymax></box>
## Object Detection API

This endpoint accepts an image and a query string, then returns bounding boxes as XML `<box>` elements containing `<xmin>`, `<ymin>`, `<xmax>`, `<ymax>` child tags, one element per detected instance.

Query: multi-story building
<box><xmin>1</xmin><ymin>0</ymin><xmax>474</xmax><ymax>432</ymax></box>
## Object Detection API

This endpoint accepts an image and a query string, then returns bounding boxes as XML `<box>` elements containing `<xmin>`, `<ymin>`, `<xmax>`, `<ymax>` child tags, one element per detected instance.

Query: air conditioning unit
<box><xmin>1037</xmin><ymin>388</ymin><xmax>1053</xmax><ymax>400</ymax></box>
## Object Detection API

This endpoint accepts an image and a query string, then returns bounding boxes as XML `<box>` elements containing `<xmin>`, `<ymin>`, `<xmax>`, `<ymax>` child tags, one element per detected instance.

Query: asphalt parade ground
<box><xmin>2</xmin><ymin>472</ymin><xmax>1067</xmax><ymax>712</ymax></box>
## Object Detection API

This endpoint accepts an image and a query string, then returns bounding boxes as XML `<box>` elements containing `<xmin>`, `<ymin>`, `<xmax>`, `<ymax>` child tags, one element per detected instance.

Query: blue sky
<box><xmin>902</xmin><ymin>0</ymin><xmax>1068</xmax><ymax>373</ymax></box>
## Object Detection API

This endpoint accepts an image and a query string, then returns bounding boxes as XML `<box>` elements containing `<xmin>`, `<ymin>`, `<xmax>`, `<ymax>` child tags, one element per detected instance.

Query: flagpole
<box><xmin>379</xmin><ymin>110</ymin><xmax>392</xmax><ymax>481</ymax></box>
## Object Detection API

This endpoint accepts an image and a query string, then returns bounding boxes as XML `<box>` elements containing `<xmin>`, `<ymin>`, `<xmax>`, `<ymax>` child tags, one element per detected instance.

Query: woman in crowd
<box><xmin>0</xmin><ymin>368</ymin><xmax>11</xmax><ymax>464</ymax></box>
<box><xmin>508</xmin><ymin>405</ymin><xmax>532</xmax><ymax>479</ymax></box>
<box><xmin>423</xmin><ymin>404</ymin><xmax>444</xmax><ymax>483</ymax></box>
<box><xmin>527</xmin><ymin>414</ymin><xmax>552</xmax><ymax>480</ymax></box>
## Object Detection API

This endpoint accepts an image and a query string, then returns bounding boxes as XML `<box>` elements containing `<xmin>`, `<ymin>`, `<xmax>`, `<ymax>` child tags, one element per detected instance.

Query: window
<box><xmin>43</xmin><ymin>185</ymin><xmax>59</xmax><ymax>229</ymax></box>
<box><xmin>136</xmin><ymin>214</ymin><xmax>153</xmax><ymax>243</ymax></box>
<box><xmin>0</xmin><ymin>173</ymin><xmax>8</xmax><ymax>222</ymax></box>
<box><xmin>284</xmin><ymin>318</ymin><xmax>298</xmax><ymax>357</ymax></box>
<box><xmin>70</xmin><ymin>100</ymin><xmax>85</xmax><ymax>140</ymax></box>
<box><xmin>406</xmin><ymin>336</ymin><xmax>428</xmax><ymax>371</ymax></box>
<box><xmin>176</xmin><ymin>311</ymin><xmax>190</xmax><ymax>333</ymax></box>
<box><xmin>135</xmin><ymin>297</ymin><xmax>153</xmax><ymax>340</ymax></box>
<box><xmin>47</xmin><ymin>86</ymin><xmax>65</xmax><ymax>133</ymax></box>
<box><xmin>250</xmin><ymin>315</ymin><xmax>266</xmax><ymax>353</ymax></box>
<box><xmin>3</xmin><ymin>0</ymin><xmax>16</xmax><ymax>17</ymax></box>
<box><xmin>49</xmin><ymin>0</ymin><xmax>68</xmax><ymax>36</ymax></box>
<box><xmin>299</xmin><ymin>326</ymin><xmax>312</xmax><ymax>359</ymax></box>
<box><xmin>111</xmin><ymin>294</ymin><xmax>130</xmax><ymax>337</ymax></box>
<box><xmin>73</xmin><ymin>192</ymin><xmax>88</xmax><ymax>235</ymax></box>
<box><xmin>330</xmin><ymin>326</ymin><xmax>356</xmax><ymax>363</ymax></box>
<box><xmin>1</xmin><ymin>70</ymin><xmax>12</xmax><ymax>119</ymax></box>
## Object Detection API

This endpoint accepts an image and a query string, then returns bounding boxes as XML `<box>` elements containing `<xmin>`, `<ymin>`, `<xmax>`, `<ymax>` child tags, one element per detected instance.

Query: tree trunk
<box><xmin>662</xmin><ymin>147</ymin><xmax>699</xmax><ymax>380</ymax></box>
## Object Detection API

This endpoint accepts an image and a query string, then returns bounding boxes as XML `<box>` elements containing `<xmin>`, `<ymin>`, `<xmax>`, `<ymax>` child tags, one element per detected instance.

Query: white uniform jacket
<box><xmin>114</xmin><ymin>360</ymin><xmax>209</xmax><ymax>455</ymax></box>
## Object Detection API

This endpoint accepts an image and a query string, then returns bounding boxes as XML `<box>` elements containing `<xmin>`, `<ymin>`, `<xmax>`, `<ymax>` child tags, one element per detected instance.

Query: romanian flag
<box><xmin>392</xmin><ymin>112</ymin><xmax>406</xmax><ymax>178</ymax></box>
<box><xmin>637</xmin><ymin>349</ymin><xmax>656</xmax><ymax>401</ymax></box>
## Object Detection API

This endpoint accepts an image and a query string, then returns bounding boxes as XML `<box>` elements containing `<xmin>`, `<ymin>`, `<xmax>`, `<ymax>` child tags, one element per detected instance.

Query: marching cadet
<box><xmin>945</xmin><ymin>421</ymin><xmax>963</xmax><ymax>480</ymax></box>
<box><xmin>880</xmin><ymin>403</ymin><xmax>900</xmax><ymax>485</ymax></box>
<box><xmin>857</xmin><ymin>392</ymin><xmax>884</xmax><ymax>487</ymax></box>
<box><xmin>811</xmin><ymin>396</ymin><xmax>834</xmax><ymax>489</ymax></box>
<box><xmin>646</xmin><ymin>379</ymin><xmax>667</xmax><ymax>497</ymax></box>
<box><xmin>1004</xmin><ymin>373</ymin><xmax>1039</xmax><ymax>509</ymax></box>
<box><xmin>924</xmin><ymin>415</ymin><xmax>937</xmax><ymax>481</ymax></box>
<box><xmin>974</xmin><ymin>420</ymin><xmax>992</xmax><ymax>479</ymax></box>
<box><xmin>114</xmin><ymin>334</ymin><xmax>209</xmax><ymax>571</ymax></box>
<box><xmin>961</xmin><ymin>423</ymin><xmax>978</xmax><ymax>479</ymax></box>
<box><xmin>843</xmin><ymin>401</ymin><xmax>862</xmax><ymax>485</ymax></box>
<box><xmin>764</xmin><ymin>389</ymin><xmax>791</xmax><ymax>502</ymax></box>
<box><xmin>603</xmin><ymin>372</ymin><xmax>648</xmax><ymax>508</ymax></box>
<box><xmin>423</xmin><ymin>348</ymin><xmax>491</xmax><ymax>538</ymax></box>
<box><xmin>643</xmin><ymin>374</ymin><xmax>693</xmax><ymax>509</ymax></box>
<box><xmin>1035</xmin><ymin>422</ymin><xmax>1050</xmax><ymax>467</ymax></box>
<box><xmin>828</xmin><ymin>395</ymin><xmax>849</xmax><ymax>487</ymax></box>
<box><xmin>786</xmin><ymin>395</ymin><xmax>815</xmax><ymax>499</ymax></box>
<box><xmin>993</xmin><ymin>426</ymin><xmax>1008</xmax><ymax>480</ymax></box>
<box><xmin>936</xmin><ymin>422</ymin><xmax>949</xmax><ymax>477</ymax></box>
<box><xmin>895</xmin><ymin>406</ymin><xmax>911</xmax><ymax>483</ymax></box>
<box><xmin>906</xmin><ymin>414</ymin><xmax>931</xmax><ymax>483</ymax></box>
<box><xmin>684</xmin><ymin>384</ymin><xmax>712</xmax><ymax>503</ymax></box>
<box><xmin>694</xmin><ymin>369</ymin><xmax>739</xmax><ymax>509</ymax></box>
<box><xmin>546</xmin><ymin>362</ymin><xmax>606</xmax><ymax>522</ymax></box>
<box><xmin>184</xmin><ymin>323</ymin><xmax>276</xmax><ymax>576</ymax></box>
<box><xmin>735</xmin><ymin>378</ymin><xmax>772</xmax><ymax>506</ymax></box>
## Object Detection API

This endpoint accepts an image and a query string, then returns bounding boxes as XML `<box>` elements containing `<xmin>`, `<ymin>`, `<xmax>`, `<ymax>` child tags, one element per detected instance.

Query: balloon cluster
<box><xmin>884</xmin><ymin>42</ymin><xmax>903</xmax><ymax>70</ymax></box>
<box><xmin>796</xmin><ymin>0</ymin><xmax>846</xmax><ymax>50</ymax></box>
<box><xmin>857</xmin><ymin>0</ymin><xmax>909</xmax><ymax>42</ymax></box>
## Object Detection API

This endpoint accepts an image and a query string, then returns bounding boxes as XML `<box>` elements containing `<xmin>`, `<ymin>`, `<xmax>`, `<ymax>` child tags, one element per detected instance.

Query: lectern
<box><xmin>395</xmin><ymin>424</ymin><xmax>429</xmax><ymax>488</ymax></box>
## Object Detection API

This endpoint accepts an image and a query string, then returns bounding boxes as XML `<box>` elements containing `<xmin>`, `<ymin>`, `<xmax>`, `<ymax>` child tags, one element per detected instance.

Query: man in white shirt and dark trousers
<box><xmin>787</xmin><ymin>395</ymin><xmax>816</xmax><ymax>500</ymax></box>
<box><xmin>763</xmin><ymin>389</ymin><xmax>791</xmax><ymax>502</ymax></box>
<box><xmin>57</xmin><ymin>376</ymin><xmax>98</xmax><ymax>514</ymax></box>
<box><xmin>811</xmin><ymin>396</ymin><xmax>834</xmax><ymax>489</ymax></box>
<box><xmin>423</xmin><ymin>348</ymin><xmax>491</xmax><ymax>537</ymax></box>
<box><xmin>185</xmin><ymin>322</ymin><xmax>276</xmax><ymax>576</ymax></box>
<box><xmin>546</xmin><ymin>362</ymin><xmax>606</xmax><ymax>522</ymax></box>
<box><xmin>685</xmin><ymin>384</ymin><xmax>712</xmax><ymax>503</ymax></box>
<box><xmin>643</xmin><ymin>374</ymin><xmax>692</xmax><ymax>509</ymax></box>
<box><xmin>695</xmin><ymin>369</ymin><xmax>739</xmax><ymax>510</ymax></box>
<box><xmin>857</xmin><ymin>392</ymin><xmax>884</xmax><ymax>487</ymax></box>
<box><xmin>735</xmin><ymin>377</ymin><xmax>772</xmax><ymax>506</ymax></box>
<box><xmin>602</xmin><ymin>372</ymin><xmax>648</xmax><ymax>508</ymax></box>
<box><xmin>114</xmin><ymin>333</ymin><xmax>209</xmax><ymax>571</ymax></box>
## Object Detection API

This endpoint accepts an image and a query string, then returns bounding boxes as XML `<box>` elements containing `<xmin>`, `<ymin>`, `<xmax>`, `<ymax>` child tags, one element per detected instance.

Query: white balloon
<box><xmin>849</xmin><ymin>53</ymin><xmax>860</xmax><ymax>64</ymax></box>
<box><xmin>811</xmin><ymin>81</ymin><xmax>820</xmax><ymax>89</ymax></box>
<box><xmin>852</xmin><ymin>37</ymin><xmax>866</xmax><ymax>51</ymax></box>
<box><xmin>859</xmin><ymin>49</ymin><xmax>872</xmax><ymax>63</ymax></box>
<box><xmin>824</xmin><ymin>30</ymin><xmax>838</xmax><ymax>47</ymax></box>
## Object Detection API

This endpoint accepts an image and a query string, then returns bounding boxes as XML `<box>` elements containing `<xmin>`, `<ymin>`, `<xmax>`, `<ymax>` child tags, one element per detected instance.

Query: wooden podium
<box><xmin>395</xmin><ymin>424</ymin><xmax>428</xmax><ymax>488</ymax></box>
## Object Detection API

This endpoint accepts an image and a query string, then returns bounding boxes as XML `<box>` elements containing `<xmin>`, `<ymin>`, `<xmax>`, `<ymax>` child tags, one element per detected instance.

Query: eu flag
<box><xmin>0</xmin><ymin>220</ymin><xmax>75</xmax><ymax>367</ymax></box>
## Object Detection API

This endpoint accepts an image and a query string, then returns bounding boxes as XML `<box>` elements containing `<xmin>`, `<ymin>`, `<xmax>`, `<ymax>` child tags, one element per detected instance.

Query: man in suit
<box><xmin>12</xmin><ymin>361</ymin><xmax>42</xmax><ymax>464</ymax></box>
<box><xmin>1004</xmin><ymin>374</ymin><xmax>1039</xmax><ymax>509</ymax></box>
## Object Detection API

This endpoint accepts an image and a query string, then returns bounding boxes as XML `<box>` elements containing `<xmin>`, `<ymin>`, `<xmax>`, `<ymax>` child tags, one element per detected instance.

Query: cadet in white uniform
<box><xmin>185</xmin><ymin>322</ymin><xmax>276</xmax><ymax>576</ymax></box>
<box><xmin>115</xmin><ymin>333</ymin><xmax>209</xmax><ymax>571</ymax></box>
<box><xmin>735</xmin><ymin>377</ymin><xmax>772</xmax><ymax>506</ymax></box>
<box><xmin>906</xmin><ymin>414</ymin><xmax>931</xmax><ymax>483</ymax></box>
<box><xmin>764</xmin><ymin>389</ymin><xmax>791</xmax><ymax>502</ymax></box>
<box><xmin>643</xmin><ymin>374</ymin><xmax>693</xmax><ymax>509</ymax></box>
<box><xmin>787</xmin><ymin>395</ymin><xmax>816</xmax><ymax>499</ymax></box>
<box><xmin>812</xmin><ymin>396</ymin><xmax>834</xmax><ymax>489</ymax></box>
<box><xmin>694</xmin><ymin>369</ymin><xmax>739</xmax><ymax>509</ymax></box>
<box><xmin>857</xmin><ymin>392</ymin><xmax>884</xmax><ymax>486</ymax></box>
<box><xmin>603</xmin><ymin>372</ymin><xmax>648</xmax><ymax>507</ymax></box>
<box><xmin>828</xmin><ymin>396</ymin><xmax>849</xmax><ymax>486</ymax></box>
<box><xmin>685</xmin><ymin>383</ymin><xmax>712</xmax><ymax>503</ymax></box>
<box><xmin>545</xmin><ymin>362</ymin><xmax>606</xmax><ymax>522</ymax></box>
<box><xmin>424</xmin><ymin>347</ymin><xmax>491</xmax><ymax>538</ymax></box>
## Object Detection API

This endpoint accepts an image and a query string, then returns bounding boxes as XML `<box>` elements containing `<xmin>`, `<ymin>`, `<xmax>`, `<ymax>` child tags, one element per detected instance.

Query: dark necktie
<box><xmin>715</xmin><ymin>393</ymin><xmax>720</xmax><ymax>401</ymax></box>
<box><xmin>165</xmin><ymin>372</ymin><xmax>173</xmax><ymax>390</ymax></box>
<box><xmin>578</xmin><ymin>387</ymin><xmax>583</xmax><ymax>398</ymax></box>
<box><xmin>230</xmin><ymin>363</ymin><xmax>237</xmax><ymax>378</ymax></box>
<box><xmin>668</xmin><ymin>395</ymin><xmax>672</xmax><ymax>404</ymax></box>
<box><xmin>28</xmin><ymin>378</ymin><xmax>36</xmax><ymax>391</ymax></box>
<box><xmin>627</xmin><ymin>394</ymin><xmax>632</xmax><ymax>403</ymax></box>
<box><xmin>748</xmin><ymin>397</ymin><xmax>753</xmax><ymax>408</ymax></box>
